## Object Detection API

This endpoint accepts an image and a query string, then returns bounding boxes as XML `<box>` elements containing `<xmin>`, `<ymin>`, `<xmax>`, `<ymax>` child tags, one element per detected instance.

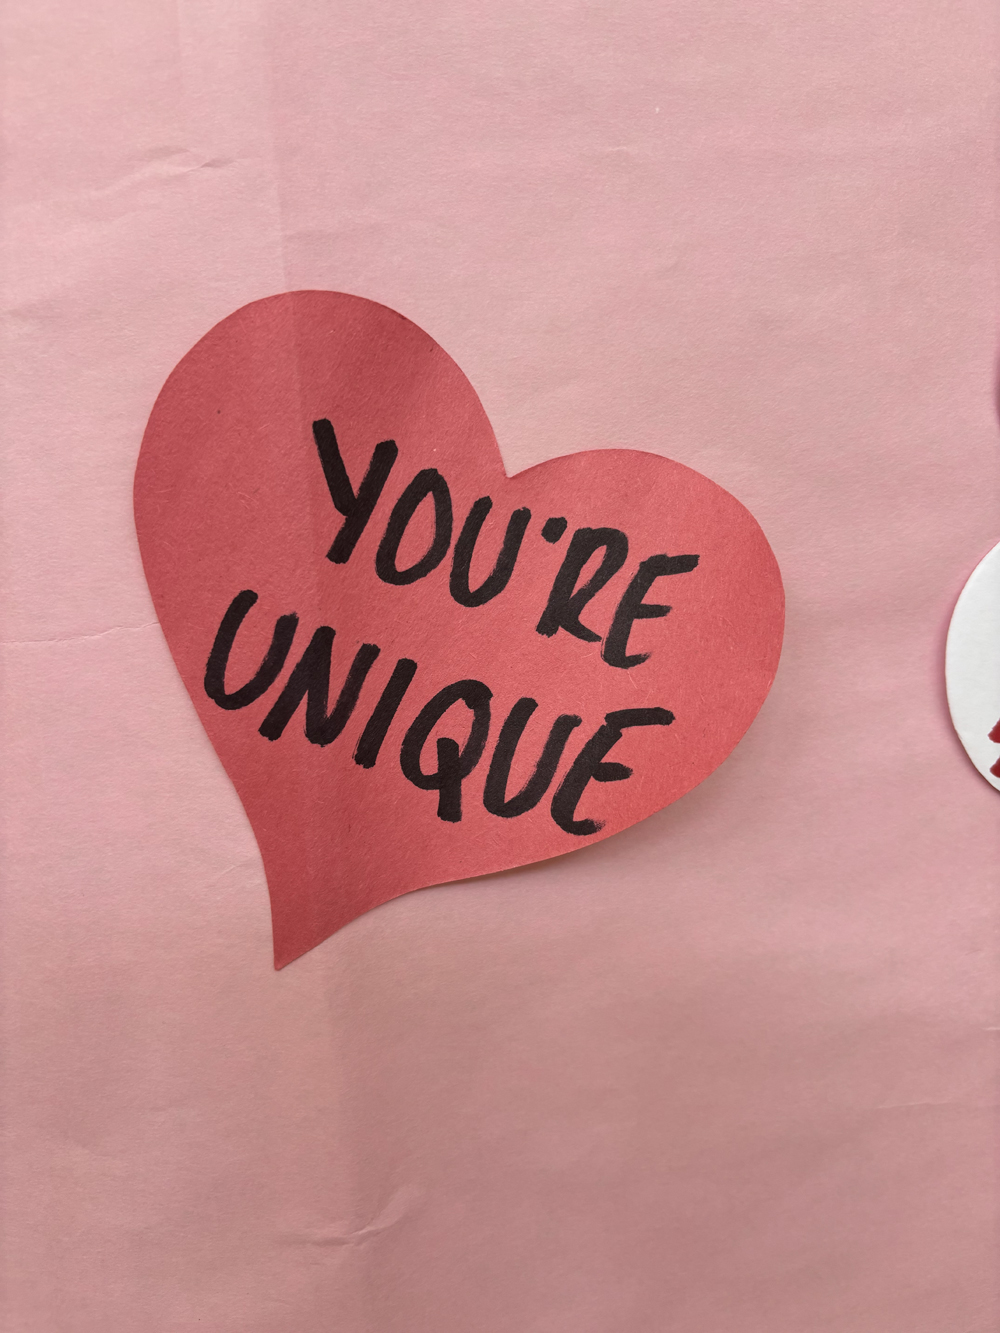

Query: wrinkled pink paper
<box><xmin>2</xmin><ymin>2</ymin><xmax>998</xmax><ymax>1330</ymax></box>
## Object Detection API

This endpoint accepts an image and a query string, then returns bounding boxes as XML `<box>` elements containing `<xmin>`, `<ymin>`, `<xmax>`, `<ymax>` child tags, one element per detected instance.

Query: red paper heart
<box><xmin>135</xmin><ymin>292</ymin><xmax>783</xmax><ymax>966</ymax></box>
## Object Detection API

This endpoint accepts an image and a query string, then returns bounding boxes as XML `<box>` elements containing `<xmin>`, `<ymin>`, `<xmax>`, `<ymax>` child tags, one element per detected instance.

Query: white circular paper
<box><xmin>946</xmin><ymin>540</ymin><xmax>1000</xmax><ymax>791</ymax></box>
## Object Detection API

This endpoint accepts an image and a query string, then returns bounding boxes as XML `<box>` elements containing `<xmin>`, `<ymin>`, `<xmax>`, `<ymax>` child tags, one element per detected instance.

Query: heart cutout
<box><xmin>135</xmin><ymin>291</ymin><xmax>783</xmax><ymax>966</ymax></box>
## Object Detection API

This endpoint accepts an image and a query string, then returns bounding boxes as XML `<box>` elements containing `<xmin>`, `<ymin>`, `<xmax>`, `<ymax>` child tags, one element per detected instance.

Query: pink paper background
<box><xmin>2</xmin><ymin>2</ymin><xmax>998</xmax><ymax>1330</ymax></box>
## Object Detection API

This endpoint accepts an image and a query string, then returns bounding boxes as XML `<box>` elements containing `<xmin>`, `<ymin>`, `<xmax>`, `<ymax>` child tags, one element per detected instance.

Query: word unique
<box><xmin>203</xmin><ymin>421</ymin><xmax>701</xmax><ymax>834</ymax></box>
<box><xmin>206</xmin><ymin>590</ymin><xmax>672</xmax><ymax>834</ymax></box>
